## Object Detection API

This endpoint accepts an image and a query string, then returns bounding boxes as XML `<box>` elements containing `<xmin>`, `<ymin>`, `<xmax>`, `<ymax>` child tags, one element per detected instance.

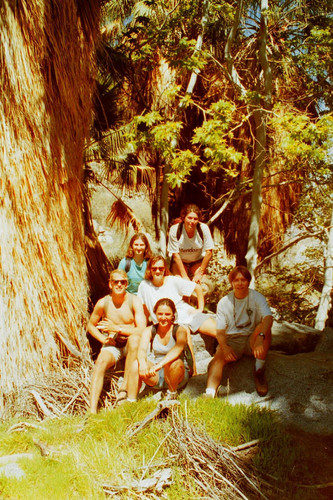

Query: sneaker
<box><xmin>202</xmin><ymin>389</ymin><xmax>216</xmax><ymax>399</ymax></box>
<box><xmin>254</xmin><ymin>368</ymin><xmax>268</xmax><ymax>397</ymax></box>
<box><xmin>164</xmin><ymin>390</ymin><xmax>178</xmax><ymax>401</ymax></box>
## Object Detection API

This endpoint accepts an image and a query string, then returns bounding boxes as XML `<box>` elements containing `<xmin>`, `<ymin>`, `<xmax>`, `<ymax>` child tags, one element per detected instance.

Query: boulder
<box><xmin>186</xmin><ymin>324</ymin><xmax>333</xmax><ymax>435</ymax></box>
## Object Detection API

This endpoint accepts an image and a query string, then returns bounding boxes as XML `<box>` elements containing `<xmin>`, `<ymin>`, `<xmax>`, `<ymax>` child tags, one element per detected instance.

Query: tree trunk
<box><xmin>0</xmin><ymin>0</ymin><xmax>100</xmax><ymax>402</ymax></box>
<box><xmin>245</xmin><ymin>106</ymin><xmax>266</xmax><ymax>276</ymax></box>
<box><xmin>245</xmin><ymin>0</ymin><xmax>272</xmax><ymax>279</ymax></box>
<box><xmin>315</xmin><ymin>204</ymin><xmax>333</xmax><ymax>329</ymax></box>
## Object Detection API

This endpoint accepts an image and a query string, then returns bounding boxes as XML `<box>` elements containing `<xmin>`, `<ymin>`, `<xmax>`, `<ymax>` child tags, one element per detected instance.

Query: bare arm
<box><xmin>253</xmin><ymin>315</ymin><xmax>273</xmax><ymax>358</ymax></box>
<box><xmin>153</xmin><ymin>326</ymin><xmax>187</xmax><ymax>372</ymax></box>
<box><xmin>216</xmin><ymin>328</ymin><xmax>238</xmax><ymax>362</ymax></box>
<box><xmin>172</xmin><ymin>253</ymin><xmax>190</xmax><ymax>280</ymax></box>
<box><xmin>86</xmin><ymin>300</ymin><xmax>107</xmax><ymax>344</ymax></box>
<box><xmin>89</xmin><ymin>295</ymin><xmax>147</xmax><ymax>340</ymax></box>
<box><xmin>137</xmin><ymin>326</ymin><xmax>154</xmax><ymax>376</ymax></box>
<box><xmin>193</xmin><ymin>249</ymin><xmax>213</xmax><ymax>283</ymax></box>
<box><xmin>260</xmin><ymin>315</ymin><xmax>273</xmax><ymax>336</ymax></box>
<box><xmin>193</xmin><ymin>283</ymin><xmax>205</xmax><ymax>312</ymax></box>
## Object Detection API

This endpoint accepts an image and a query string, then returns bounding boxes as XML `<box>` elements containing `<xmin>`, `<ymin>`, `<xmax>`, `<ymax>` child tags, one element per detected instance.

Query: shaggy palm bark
<box><xmin>0</xmin><ymin>0</ymin><xmax>100</xmax><ymax>404</ymax></box>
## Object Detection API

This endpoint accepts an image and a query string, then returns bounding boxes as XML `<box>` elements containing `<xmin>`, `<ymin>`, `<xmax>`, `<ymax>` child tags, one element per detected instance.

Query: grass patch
<box><xmin>0</xmin><ymin>398</ymin><xmax>322</xmax><ymax>499</ymax></box>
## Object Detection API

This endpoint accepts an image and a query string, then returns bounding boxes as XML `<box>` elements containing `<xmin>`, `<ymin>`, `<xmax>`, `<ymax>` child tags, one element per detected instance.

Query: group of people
<box><xmin>87</xmin><ymin>204</ymin><xmax>273</xmax><ymax>414</ymax></box>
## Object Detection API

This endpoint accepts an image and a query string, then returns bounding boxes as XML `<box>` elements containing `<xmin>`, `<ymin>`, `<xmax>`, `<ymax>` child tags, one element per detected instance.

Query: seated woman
<box><xmin>137</xmin><ymin>255</ymin><xmax>216</xmax><ymax>339</ymax></box>
<box><xmin>127</xmin><ymin>298</ymin><xmax>192</xmax><ymax>401</ymax></box>
<box><xmin>167</xmin><ymin>204</ymin><xmax>214</xmax><ymax>283</ymax></box>
<box><xmin>118</xmin><ymin>232</ymin><xmax>153</xmax><ymax>294</ymax></box>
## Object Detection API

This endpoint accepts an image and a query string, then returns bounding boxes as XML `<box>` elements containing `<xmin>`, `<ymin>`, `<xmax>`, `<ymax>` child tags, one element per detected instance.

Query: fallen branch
<box><xmin>127</xmin><ymin>400</ymin><xmax>180</xmax><ymax>438</ymax></box>
<box><xmin>230</xmin><ymin>439</ymin><xmax>261</xmax><ymax>452</ymax></box>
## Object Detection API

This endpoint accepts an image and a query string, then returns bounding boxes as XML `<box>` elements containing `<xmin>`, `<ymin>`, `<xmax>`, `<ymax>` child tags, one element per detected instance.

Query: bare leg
<box><xmin>127</xmin><ymin>359</ymin><xmax>158</xmax><ymax>400</ymax></box>
<box><xmin>206</xmin><ymin>346</ymin><xmax>227</xmax><ymax>393</ymax></box>
<box><xmin>164</xmin><ymin>359</ymin><xmax>185</xmax><ymax>392</ymax></box>
<box><xmin>118</xmin><ymin>334</ymin><xmax>141</xmax><ymax>395</ymax></box>
<box><xmin>90</xmin><ymin>350</ymin><xmax>116</xmax><ymax>414</ymax></box>
<box><xmin>198</xmin><ymin>317</ymin><xmax>217</xmax><ymax>338</ymax></box>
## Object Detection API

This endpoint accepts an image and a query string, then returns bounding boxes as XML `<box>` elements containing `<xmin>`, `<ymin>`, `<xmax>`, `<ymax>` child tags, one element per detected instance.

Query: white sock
<box><xmin>126</xmin><ymin>398</ymin><xmax>137</xmax><ymax>402</ymax></box>
<box><xmin>205</xmin><ymin>388</ymin><xmax>216</xmax><ymax>396</ymax></box>
<box><xmin>167</xmin><ymin>390</ymin><xmax>177</xmax><ymax>396</ymax></box>
<box><xmin>255</xmin><ymin>359</ymin><xmax>266</xmax><ymax>371</ymax></box>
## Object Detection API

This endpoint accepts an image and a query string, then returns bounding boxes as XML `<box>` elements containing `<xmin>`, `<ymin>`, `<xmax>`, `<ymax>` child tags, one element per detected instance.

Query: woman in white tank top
<box><xmin>126</xmin><ymin>298</ymin><xmax>191</xmax><ymax>401</ymax></box>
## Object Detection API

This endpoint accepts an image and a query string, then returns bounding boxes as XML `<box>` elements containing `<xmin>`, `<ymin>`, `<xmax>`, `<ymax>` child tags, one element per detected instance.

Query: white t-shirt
<box><xmin>138</xmin><ymin>276</ymin><xmax>197</xmax><ymax>324</ymax></box>
<box><xmin>216</xmin><ymin>289</ymin><xmax>272</xmax><ymax>336</ymax></box>
<box><xmin>167</xmin><ymin>222</ymin><xmax>214</xmax><ymax>263</ymax></box>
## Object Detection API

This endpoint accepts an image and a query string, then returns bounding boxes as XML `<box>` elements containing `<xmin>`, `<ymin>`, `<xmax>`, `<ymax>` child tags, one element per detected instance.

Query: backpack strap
<box><xmin>176</xmin><ymin>222</ymin><xmax>183</xmax><ymax>240</ymax></box>
<box><xmin>197</xmin><ymin>222</ymin><xmax>204</xmax><ymax>240</ymax></box>
<box><xmin>124</xmin><ymin>257</ymin><xmax>132</xmax><ymax>273</ymax></box>
<box><xmin>176</xmin><ymin>221</ymin><xmax>204</xmax><ymax>241</ymax></box>
<box><xmin>150</xmin><ymin>323</ymin><xmax>158</xmax><ymax>349</ymax></box>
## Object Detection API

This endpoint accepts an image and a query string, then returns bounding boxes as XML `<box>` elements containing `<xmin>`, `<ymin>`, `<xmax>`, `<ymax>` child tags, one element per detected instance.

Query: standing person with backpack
<box><xmin>126</xmin><ymin>298</ymin><xmax>193</xmax><ymax>402</ymax></box>
<box><xmin>168</xmin><ymin>204</ymin><xmax>214</xmax><ymax>284</ymax></box>
<box><xmin>118</xmin><ymin>233</ymin><xmax>153</xmax><ymax>294</ymax></box>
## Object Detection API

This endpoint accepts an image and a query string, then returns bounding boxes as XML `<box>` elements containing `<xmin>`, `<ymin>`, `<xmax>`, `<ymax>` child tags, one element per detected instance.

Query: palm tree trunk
<box><xmin>0</xmin><ymin>0</ymin><xmax>100</xmax><ymax>402</ymax></box>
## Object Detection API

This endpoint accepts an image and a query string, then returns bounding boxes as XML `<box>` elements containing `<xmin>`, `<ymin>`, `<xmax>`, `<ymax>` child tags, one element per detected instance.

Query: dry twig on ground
<box><xmin>167</xmin><ymin>409</ymin><xmax>275</xmax><ymax>500</ymax></box>
<box><xmin>1</xmin><ymin>360</ymin><xmax>122</xmax><ymax>420</ymax></box>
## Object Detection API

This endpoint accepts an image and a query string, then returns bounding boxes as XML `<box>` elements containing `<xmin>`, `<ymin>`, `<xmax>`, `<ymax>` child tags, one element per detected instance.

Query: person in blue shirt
<box><xmin>118</xmin><ymin>233</ymin><xmax>153</xmax><ymax>294</ymax></box>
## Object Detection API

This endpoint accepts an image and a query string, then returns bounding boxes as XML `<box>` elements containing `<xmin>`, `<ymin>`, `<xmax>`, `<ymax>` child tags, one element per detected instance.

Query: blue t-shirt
<box><xmin>118</xmin><ymin>258</ymin><xmax>148</xmax><ymax>294</ymax></box>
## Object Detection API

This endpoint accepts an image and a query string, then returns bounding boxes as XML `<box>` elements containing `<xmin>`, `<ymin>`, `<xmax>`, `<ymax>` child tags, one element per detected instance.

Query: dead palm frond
<box><xmin>106</xmin><ymin>199</ymin><xmax>142</xmax><ymax>234</ymax></box>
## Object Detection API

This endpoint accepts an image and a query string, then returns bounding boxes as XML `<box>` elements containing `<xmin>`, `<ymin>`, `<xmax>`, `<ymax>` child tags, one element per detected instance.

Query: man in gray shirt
<box><xmin>204</xmin><ymin>265</ymin><xmax>273</xmax><ymax>398</ymax></box>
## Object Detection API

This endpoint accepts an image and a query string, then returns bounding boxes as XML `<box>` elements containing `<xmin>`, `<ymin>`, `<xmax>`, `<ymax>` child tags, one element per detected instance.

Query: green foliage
<box><xmin>167</xmin><ymin>150</ymin><xmax>200</xmax><ymax>188</ymax></box>
<box><xmin>0</xmin><ymin>398</ymin><xmax>324</xmax><ymax>500</ymax></box>
<box><xmin>192</xmin><ymin>100</ymin><xmax>245</xmax><ymax>175</ymax></box>
<box><xmin>270</xmin><ymin>106</ymin><xmax>333</xmax><ymax>174</ymax></box>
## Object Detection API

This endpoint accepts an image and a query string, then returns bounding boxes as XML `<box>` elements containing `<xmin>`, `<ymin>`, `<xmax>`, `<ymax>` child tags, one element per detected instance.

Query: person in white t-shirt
<box><xmin>204</xmin><ymin>266</ymin><xmax>273</xmax><ymax>398</ymax></box>
<box><xmin>167</xmin><ymin>204</ymin><xmax>214</xmax><ymax>283</ymax></box>
<box><xmin>137</xmin><ymin>255</ymin><xmax>216</xmax><ymax>339</ymax></box>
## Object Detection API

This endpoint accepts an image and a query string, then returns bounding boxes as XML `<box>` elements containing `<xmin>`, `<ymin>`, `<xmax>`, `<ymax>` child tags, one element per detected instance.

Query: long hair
<box><xmin>125</xmin><ymin>232</ymin><xmax>153</xmax><ymax>259</ymax></box>
<box><xmin>144</xmin><ymin>255</ymin><xmax>170</xmax><ymax>281</ymax></box>
<box><xmin>180</xmin><ymin>204</ymin><xmax>202</xmax><ymax>221</ymax></box>
<box><xmin>228</xmin><ymin>265</ymin><xmax>251</xmax><ymax>284</ymax></box>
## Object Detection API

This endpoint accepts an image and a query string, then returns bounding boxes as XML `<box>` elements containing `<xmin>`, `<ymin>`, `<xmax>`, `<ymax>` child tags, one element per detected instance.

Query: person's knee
<box><xmin>94</xmin><ymin>355</ymin><xmax>115</xmax><ymax>373</ymax></box>
<box><xmin>165</xmin><ymin>359</ymin><xmax>184</xmax><ymax>377</ymax></box>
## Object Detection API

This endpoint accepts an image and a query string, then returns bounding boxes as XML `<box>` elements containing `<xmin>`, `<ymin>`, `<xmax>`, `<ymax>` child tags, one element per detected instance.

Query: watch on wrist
<box><xmin>259</xmin><ymin>332</ymin><xmax>265</xmax><ymax>339</ymax></box>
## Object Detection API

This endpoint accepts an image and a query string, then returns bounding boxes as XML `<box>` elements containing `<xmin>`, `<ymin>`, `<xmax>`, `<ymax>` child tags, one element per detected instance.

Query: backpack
<box><xmin>124</xmin><ymin>257</ymin><xmax>132</xmax><ymax>273</ymax></box>
<box><xmin>176</xmin><ymin>221</ymin><xmax>204</xmax><ymax>241</ymax></box>
<box><xmin>150</xmin><ymin>323</ymin><xmax>194</xmax><ymax>376</ymax></box>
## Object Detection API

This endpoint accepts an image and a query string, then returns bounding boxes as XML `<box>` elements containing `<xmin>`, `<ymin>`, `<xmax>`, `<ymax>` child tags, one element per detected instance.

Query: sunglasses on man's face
<box><xmin>151</xmin><ymin>266</ymin><xmax>165</xmax><ymax>272</ymax></box>
<box><xmin>112</xmin><ymin>279</ymin><xmax>127</xmax><ymax>285</ymax></box>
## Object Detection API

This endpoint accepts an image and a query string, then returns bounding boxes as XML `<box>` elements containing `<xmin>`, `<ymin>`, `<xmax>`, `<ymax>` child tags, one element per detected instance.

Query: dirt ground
<box><xmin>285</xmin><ymin>428</ymin><xmax>333</xmax><ymax>499</ymax></box>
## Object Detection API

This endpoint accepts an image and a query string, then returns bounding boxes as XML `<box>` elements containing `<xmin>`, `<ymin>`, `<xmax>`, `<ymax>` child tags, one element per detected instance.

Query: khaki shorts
<box><xmin>100</xmin><ymin>344</ymin><xmax>127</xmax><ymax>363</ymax></box>
<box><xmin>226</xmin><ymin>334</ymin><xmax>253</xmax><ymax>359</ymax></box>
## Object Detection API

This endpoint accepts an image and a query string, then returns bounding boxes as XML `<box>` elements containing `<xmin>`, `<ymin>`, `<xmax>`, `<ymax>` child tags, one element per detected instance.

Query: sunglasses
<box><xmin>112</xmin><ymin>279</ymin><xmax>127</xmax><ymax>285</ymax></box>
<box><xmin>151</xmin><ymin>266</ymin><xmax>165</xmax><ymax>272</ymax></box>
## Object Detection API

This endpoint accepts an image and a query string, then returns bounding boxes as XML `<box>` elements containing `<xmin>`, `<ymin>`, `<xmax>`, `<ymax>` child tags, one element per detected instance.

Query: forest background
<box><xmin>1</xmin><ymin>0</ymin><xmax>332</xmax><ymax>408</ymax></box>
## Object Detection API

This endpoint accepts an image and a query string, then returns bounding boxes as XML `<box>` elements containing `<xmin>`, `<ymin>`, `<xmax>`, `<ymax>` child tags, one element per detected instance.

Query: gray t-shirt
<box><xmin>216</xmin><ymin>289</ymin><xmax>272</xmax><ymax>336</ymax></box>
